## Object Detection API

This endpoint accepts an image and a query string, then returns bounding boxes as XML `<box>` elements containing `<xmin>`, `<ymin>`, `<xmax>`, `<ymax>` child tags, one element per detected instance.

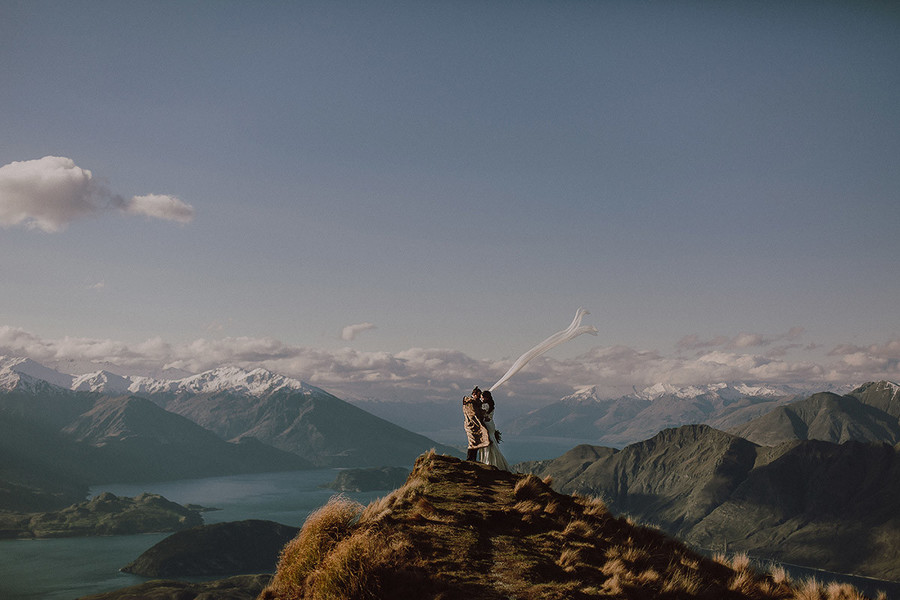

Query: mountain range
<box><xmin>0</xmin><ymin>356</ymin><xmax>457</xmax><ymax>511</ymax></box>
<box><xmin>517</xmin><ymin>380</ymin><xmax>900</xmax><ymax>581</ymax></box>
<box><xmin>505</xmin><ymin>381</ymin><xmax>862</xmax><ymax>447</ymax></box>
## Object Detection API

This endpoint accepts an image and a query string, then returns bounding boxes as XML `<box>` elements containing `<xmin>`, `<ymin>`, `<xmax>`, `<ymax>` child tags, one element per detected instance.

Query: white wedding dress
<box><xmin>477</xmin><ymin>412</ymin><xmax>511</xmax><ymax>471</ymax></box>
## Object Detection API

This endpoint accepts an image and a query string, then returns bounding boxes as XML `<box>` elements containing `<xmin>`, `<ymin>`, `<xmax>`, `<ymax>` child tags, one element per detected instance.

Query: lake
<box><xmin>0</xmin><ymin>468</ymin><xmax>386</xmax><ymax>600</ymax></box>
<box><xmin>0</xmin><ymin>437</ymin><xmax>558</xmax><ymax>600</ymax></box>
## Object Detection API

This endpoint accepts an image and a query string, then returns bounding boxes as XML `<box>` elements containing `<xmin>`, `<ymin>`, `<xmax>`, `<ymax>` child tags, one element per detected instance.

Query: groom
<box><xmin>462</xmin><ymin>386</ymin><xmax>489</xmax><ymax>461</ymax></box>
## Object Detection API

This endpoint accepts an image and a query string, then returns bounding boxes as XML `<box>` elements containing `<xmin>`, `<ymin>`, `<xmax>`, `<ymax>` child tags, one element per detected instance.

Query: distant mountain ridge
<box><xmin>506</xmin><ymin>381</ymin><xmax>862</xmax><ymax>447</ymax></box>
<box><xmin>729</xmin><ymin>391</ymin><xmax>900</xmax><ymax>446</ymax></box>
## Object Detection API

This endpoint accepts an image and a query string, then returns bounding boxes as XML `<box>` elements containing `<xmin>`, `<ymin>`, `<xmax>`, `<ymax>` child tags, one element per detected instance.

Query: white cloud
<box><xmin>125</xmin><ymin>194</ymin><xmax>194</xmax><ymax>223</ymax></box>
<box><xmin>341</xmin><ymin>322</ymin><xmax>376</xmax><ymax>341</ymax></box>
<box><xmin>0</xmin><ymin>156</ymin><xmax>98</xmax><ymax>232</ymax></box>
<box><xmin>0</xmin><ymin>156</ymin><xmax>193</xmax><ymax>232</ymax></box>
<box><xmin>1</xmin><ymin>325</ymin><xmax>897</xmax><ymax>407</ymax></box>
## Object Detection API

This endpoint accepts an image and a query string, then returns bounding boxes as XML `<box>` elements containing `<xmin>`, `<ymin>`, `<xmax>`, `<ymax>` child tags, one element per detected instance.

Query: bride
<box><xmin>477</xmin><ymin>390</ymin><xmax>512</xmax><ymax>471</ymax></box>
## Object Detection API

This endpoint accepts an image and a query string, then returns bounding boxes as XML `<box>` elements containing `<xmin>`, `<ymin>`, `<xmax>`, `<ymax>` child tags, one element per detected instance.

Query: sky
<box><xmin>1</xmin><ymin>0</ymin><xmax>899</xmax><ymax>407</ymax></box>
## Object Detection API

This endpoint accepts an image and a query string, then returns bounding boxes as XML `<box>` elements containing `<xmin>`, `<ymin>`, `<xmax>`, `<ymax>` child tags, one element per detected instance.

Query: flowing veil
<box><xmin>489</xmin><ymin>307</ymin><xmax>597</xmax><ymax>392</ymax></box>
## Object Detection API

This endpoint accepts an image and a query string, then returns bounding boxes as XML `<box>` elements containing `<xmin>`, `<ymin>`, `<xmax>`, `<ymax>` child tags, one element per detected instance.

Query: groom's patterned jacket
<box><xmin>462</xmin><ymin>395</ymin><xmax>490</xmax><ymax>450</ymax></box>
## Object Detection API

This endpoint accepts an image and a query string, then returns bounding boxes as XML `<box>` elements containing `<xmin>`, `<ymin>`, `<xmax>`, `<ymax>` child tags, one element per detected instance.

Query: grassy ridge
<box><xmin>262</xmin><ymin>451</ymin><xmax>881</xmax><ymax>600</ymax></box>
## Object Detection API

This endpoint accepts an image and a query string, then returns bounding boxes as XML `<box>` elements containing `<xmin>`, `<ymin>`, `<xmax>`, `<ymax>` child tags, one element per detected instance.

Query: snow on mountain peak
<box><xmin>71</xmin><ymin>370</ymin><xmax>132</xmax><ymax>394</ymax></box>
<box><xmin>633</xmin><ymin>381</ymin><xmax>794</xmax><ymax>402</ymax></box>
<box><xmin>0</xmin><ymin>356</ymin><xmax>75</xmax><ymax>391</ymax></box>
<box><xmin>0</xmin><ymin>357</ymin><xmax>312</xmax><ymax>398</ymax></box>
<box><xmin>174</xmin><ymin>366</ymin><xmax>306</xmax><ymax>396</ymax></box>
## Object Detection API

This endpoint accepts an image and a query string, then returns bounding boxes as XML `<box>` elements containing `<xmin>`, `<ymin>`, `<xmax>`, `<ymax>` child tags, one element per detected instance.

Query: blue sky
<box><xmin>1</xmin><ymin>1</ymin><xmax>898</xmax><ymax>406</ymax></box>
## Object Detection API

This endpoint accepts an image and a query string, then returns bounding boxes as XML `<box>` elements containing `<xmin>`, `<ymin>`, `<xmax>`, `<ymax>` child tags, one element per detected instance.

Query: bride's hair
<box><xmin>482</xmin><ymin>390</ymin><xmax>495</xmax><ymax>413</ymax></box>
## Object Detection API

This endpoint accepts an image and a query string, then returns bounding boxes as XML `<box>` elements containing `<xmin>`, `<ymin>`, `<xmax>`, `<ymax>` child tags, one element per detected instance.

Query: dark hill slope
<box><xmin>0</xmin><ymin>411</ymin><xmax>91</xmax><ymax>510</ymax></box>
<box><xmin>160</xmin><ymin>388</ymin><xmax>459</xmax><ymax>467</ymax></box>
<box><xmin>519</xmin><ymin>425</ymin><xmax>900</xmax><ymax>581</ymax></box>
<box><xmin>62</xmin><ymin>395</ymin><xmax>309</xmax><ymax>482</ymax></box>
<box><xmin>688</xmin><ymin>440</ymin><xmax>900</xmax><ymax>580</ymax></box>
<box><xmin>515</xmin><ymin>443</ymin><xmax>617</xmax><ymax>486</ymax></box>
<box><xmin>122</xmin><ymin>519</ymin><xmax>299</xmax><ymax>577</ymax></box>
<box><xmin>728</xmin><ymin>392</ymin><xmax>900</xmax><ymax>446</ymax></box>
<box><xmin>528</xmin><ymin>425</ymin><xmax>759</xmax><ymax>531</ymax></box>
<box><xmin>850</xmin><ymin>381</ymin><xmax>900</xmax><ymax>420</ymax></box>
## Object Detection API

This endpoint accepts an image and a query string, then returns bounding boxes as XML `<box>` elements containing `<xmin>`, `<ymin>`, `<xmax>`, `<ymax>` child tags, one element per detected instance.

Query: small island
<box><xmin>0</xmin><ymin>492</ymin><xmax>204</xmax><ymax>539</ymax></box>
<box><xmin>320</xmin><ymin>466</ymin><xmax>410</xmax><ymax>492</ymax></box>
<box><xmin>121</xmin><ymin>519</ymin><xmax>299</xmax><ymax>577</ymax></box>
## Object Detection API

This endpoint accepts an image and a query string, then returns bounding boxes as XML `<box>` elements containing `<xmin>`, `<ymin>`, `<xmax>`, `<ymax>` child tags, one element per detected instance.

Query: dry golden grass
<box><xmin>563</xmin><ymin>519</ymin><xmax>594</xmax><ymax>539</ymax></box>
<box><xmin>635</xmin><ymin>567</ymin><xmax>661</xmax><ymax>585</ymax></box>
<box><xmin>544</xmin><ymin>499</ymin><xmax>561</xmax><ymax>515</ymax></box>
<box><xmin>514</xmin><ymin>499</ymin><xmax>544</xmax><ymax>514</ymax></box>
<box><xmin>731</xmin><ymin>551</ymin><xmax>752</xmax><ymax>572</ymax></box>
<box><xmin>514</xmin><ymin>474</ymin><xmax>546</xmax><ymax>500</ymax></box>
<box><xmin>770</xmin><ymin>564</ymin><xmax>792</xmax><ymax>586</ymax></box>
<box><xmin>304</xmin><ymin>532</ymin><xmax>382</xmax><ymax>600</ymax></box>
<box><xmin>793</xmin><ymin>578</ymin><xmax>826</xmax><ymax>600</ymax></box>
<box><xmin>601</xmin><ymin>556</ymin><xmax>627</xmax><ymax>577</ymax></box>
<box><xmin>261</xmin><ymin>495</ymin><xmax>365</xmax><ymax>599</ymax></box>
<box><xmin>661</xmin><ymin>566</ymin><xmax>703</xmax><ymax>594</ymax></box>
<box><xmin>557</xmin><ymin>547</ymin><xmax>581</xmax><ymax>572</ymax></box>
<box><xmin>261</xmin><ymin>452</ymin><xmax>875</xmax><ymax>600</ymax></box>
<box><xmin>825</xmin><ymin>581</ymin><xmax>869</xmax><ymax>600</ymax></box>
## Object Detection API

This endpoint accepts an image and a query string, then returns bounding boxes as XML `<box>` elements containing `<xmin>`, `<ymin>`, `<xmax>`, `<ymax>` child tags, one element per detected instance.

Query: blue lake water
<box><xmin>0</xmin><ymin>468</ymin><xmax>385</xmax><ymax>600</ymax></box>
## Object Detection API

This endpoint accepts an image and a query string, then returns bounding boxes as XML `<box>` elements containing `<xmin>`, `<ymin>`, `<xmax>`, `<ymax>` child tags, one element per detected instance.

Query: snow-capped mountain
<box><xmin>0</xmin><ymin>356</ymin><xmax>459</xmax><ymax>468</ymax></box>
<box><xmin>71</xmin><ymin>370</ymin><xmax>133</xmax><ymax>394</ymax></box>
<box><xmin>126</xmin><ymin>366</ymin><xmax>311</xmax><ymax>397</ymax></box>
<box><xmin>0</xmin><ymin>356</ymin><xmax>314</xmax><ymax>399</ymax></box>
<box><xmin>629</xmin><ymin>381</ymin><xmax>807</xmax><ymax>402</ymax></box>
<box><xmin>0</xmin><ymin>356</ymin><xmax>75</xmax><ymax>392</ymax></box>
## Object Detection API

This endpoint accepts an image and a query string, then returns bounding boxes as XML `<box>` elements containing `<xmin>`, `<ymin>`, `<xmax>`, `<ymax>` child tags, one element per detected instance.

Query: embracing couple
<box><xmin>462</xmin><ymin>386</ymin><xmax>512</xmax><ymax>471</ymax></box>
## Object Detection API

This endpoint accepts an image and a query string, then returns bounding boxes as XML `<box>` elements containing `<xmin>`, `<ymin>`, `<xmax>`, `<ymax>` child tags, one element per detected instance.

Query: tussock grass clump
<box><xmin>563</xmin><ymin>519</ymin><xmax>594</xmax><ymax>539</ymax></box>
<box><xmin>304</xmin><ymin>531</ymin><xmax>382</xmax><ymax>600</ymax></box>
<box><xmin>359</xmin><ymin>493</ymin><xmax>393</xmax><ymax>523</ymax></box>
<box><xmin>731</xmin><ymin>552</ymin><xmax>752</xmax><ymax>572</ymax></box>
<box><xmin>661</xmin><ymin>566</ymin><xmax>704</xmax><ymax>595</ymax></box>
<box><xmin>572</xmin><ymin>493</ymin><xmax>609</xmax><ymax>518</ymax></box>
<box><xmin>544</xmin><ymin>499</ymin><xmax>561</xmax><ymax>515</ymax></box>
<box><xmin>514</xmin><ymin>474</ymin><xmax>547</xmax><ymax>501</ymax></box>
<box><xmin>262</xmin><ymin>495</ymin><xmax>364</xmax><ymax>599</ymax></box>
<box><xmin>793</xmin><ymin>577</ymin><xmax>826</xmax><ymax>600</ymax></box>
<box><xmin>770</xmin><ymin>564</ymin><xmax>792</xmax><ymax>586</ymax></box>
<box><xmin>515</xmin><ymin>499</ymin><xmax>545</xmax><ymax>515</ymax></box>
<box><xmin>557</xmin><ymin>547</ymin><xmax>582</xmax><ymax>572</ymax></box>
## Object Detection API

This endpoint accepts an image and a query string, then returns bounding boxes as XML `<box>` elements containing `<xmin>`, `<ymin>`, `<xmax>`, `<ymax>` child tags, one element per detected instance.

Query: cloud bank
<box><xmin>1</xmin><ymin>325</ymin><xmax>897</xmax><ymax>408</ymax></box>
<box><xmin>0</xmin><ymin>156</ymin><xmax>193</xmax><ymax>231</ymax></box>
